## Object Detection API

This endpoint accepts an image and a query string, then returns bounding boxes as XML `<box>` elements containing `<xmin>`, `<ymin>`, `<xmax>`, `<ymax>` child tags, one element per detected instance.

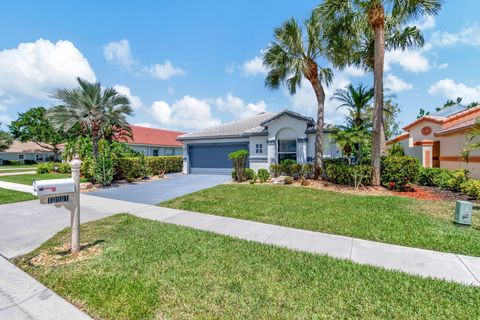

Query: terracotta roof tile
<box><xmin>127</xmin><ymin>125</ymin><xmax>185</xmax><ymax>147</ymax></box>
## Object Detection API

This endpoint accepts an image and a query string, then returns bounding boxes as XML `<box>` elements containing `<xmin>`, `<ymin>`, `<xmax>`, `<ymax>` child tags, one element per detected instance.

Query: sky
<box><xmin>1</xmin><ymin>0</ymin><xmax>480</xmax><ymax>133</ymax></box>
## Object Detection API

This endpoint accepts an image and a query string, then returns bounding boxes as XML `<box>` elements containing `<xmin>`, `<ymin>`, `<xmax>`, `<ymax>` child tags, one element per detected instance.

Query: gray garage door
<box><xmin>189</xmin><ymin>143</ymin><xmax>249</xmax><ymax>174</ymax></box>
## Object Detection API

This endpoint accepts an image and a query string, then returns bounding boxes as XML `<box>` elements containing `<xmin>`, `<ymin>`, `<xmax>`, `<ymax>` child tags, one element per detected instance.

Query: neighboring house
<box><xmin>125</xmin><ymin>125</ymin><xmax>185</xmax><ymax>156</ymax></box>
<box><xmin>387</xmin><ymin>104</ymin><xmax>480</xmax><ymax>177</ymax></box>
<box><xmin>178</xmin><ymin>109</ymin><xmax>340</xmax><ymax>174</ymax></box>
<box><xmin>0</xmin><ymin>141</ymin><xmax>53</xmax><ymax>164</ymax></box>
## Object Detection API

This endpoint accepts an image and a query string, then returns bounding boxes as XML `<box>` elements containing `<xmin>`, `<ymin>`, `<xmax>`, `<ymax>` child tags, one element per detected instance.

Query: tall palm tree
<box><xmin>317</xmin><ymin>0</ymin><xmax>442</xmax><ymax>186</ymax></box>
<box><xmin>331</xmin><ymin>83</ymin><xmax>373</xmax><ymax>129</ymax></box>
<box><xmin>49</xmin><ymin>78</ymin><xmax>133</xmax><ymax>159</ymax></box>
<box><xmin>263</xmin><ymin>11</ymin><xmax>333</xmax><ymax>179</ymax></box>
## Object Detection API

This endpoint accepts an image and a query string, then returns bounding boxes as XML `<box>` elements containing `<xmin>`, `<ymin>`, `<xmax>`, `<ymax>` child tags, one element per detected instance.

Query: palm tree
<box><xmin>49</xmin><ymin>78</ymin><xmax>133</xmax><ymax>159</ymax></box>
<box><xmin>331</xmin><ymin>84</ymin><xmax>373</xmax><ymax>129</ymax></box>
<box><xmin>330</xmin><ymin>125</ymin><xmax>370</xmax><ymax>163</ymax></box>
<box><xmin>263</xmin><ymin>11</ymin><xmax>333</xmax><ymax>179</ymax></box>
<box><xmin>462</xmin><ymin>120</ymin><xmax>480</xmax><ymax>161</ymax></box>
<box><xmin>317</xmin><ymin>0</ymin><xmax>442</xmax><ymax>186</ymax></box>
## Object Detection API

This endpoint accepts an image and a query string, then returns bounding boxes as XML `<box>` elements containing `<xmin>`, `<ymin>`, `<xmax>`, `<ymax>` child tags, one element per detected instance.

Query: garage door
<box><xmin>189</xmin><ymin>143</ymin><xmax>249</xmax><ymax>174</ymax></box>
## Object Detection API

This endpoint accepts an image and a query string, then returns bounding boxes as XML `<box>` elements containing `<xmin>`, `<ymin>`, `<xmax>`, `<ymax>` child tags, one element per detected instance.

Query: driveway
<box><xmin>88</xmin><ymin>173</ymin><xmax>230</xmax><ymax>205</ymax></box>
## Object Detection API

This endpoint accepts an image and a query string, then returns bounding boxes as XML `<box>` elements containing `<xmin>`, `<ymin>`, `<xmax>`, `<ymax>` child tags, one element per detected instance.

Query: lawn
<box><xmin>161</xmin><ymin>184</ymin><xmax>480</xmax><ymax>257</ymax></box>
<box><xmin>0</xmin><ymin>164</ymin><xmax>37</xmax><ymax>169</ymax></box>
<box><xmin>15</xmin><ymin>214</ymin><xmax>480</xmax><ymax>320</ymax></box>
<box><xmin>0</xmin><ymin>173</ymin><xmax>86</xmax><ymax>185</ymax></box>
<box><xmin>0</xmin><ymin>187</ymin><xmax>36</xmax><ymax>204</ymax></box>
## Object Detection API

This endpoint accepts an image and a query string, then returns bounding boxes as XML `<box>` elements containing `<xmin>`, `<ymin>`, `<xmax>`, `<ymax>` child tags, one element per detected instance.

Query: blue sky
<box><xmin>1</xmin><ymin>0</ymin><xmax>480</xmax><ymax>132</ymax></box>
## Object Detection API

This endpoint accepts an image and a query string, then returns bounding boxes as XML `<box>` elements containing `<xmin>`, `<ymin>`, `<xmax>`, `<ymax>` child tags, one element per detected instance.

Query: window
<box><xmin>255</xmin><ymin>143</ymin><xmax>263</xmax><ymax>154</ymax></box>
<box><xmin>277</xmin><ymin>140</ymin><xmax>296</xmax><ymax>163</ymax></box>
<box><xmin>152</xmin><ymin>149</ymin><xmax>159</xmax><ymax>156</ymax></box>
<box><xmin>35</xmin><ymin>154</ymin><xmax>44</xmax><ymax>162</ymax></box>
<box><xmin>165</xmin><ymin>148</ymin><xmax>174</xmax><ymax>156</ymax></box>
<box><xmin>18</xmin><ymin>154</ymin><xmax>24</xmax><ymax>160</ymax></box>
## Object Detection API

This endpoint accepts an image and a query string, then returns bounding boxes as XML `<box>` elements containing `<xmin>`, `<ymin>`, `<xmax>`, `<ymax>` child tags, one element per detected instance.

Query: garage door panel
<box><xmin>189</xmin><ymin>143</ymin><xmax>249</xmax><ymax>171</ymax></box>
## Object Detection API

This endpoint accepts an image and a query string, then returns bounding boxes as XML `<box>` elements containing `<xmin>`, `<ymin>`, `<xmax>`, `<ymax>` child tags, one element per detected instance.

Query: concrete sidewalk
<box><xmin>0</xmin><ymin>181</ymin><xmax>35</xmax><ymax>194</ymax></box>
<box><xmin>0</xmin><ymin>171</ymin><xmax>36</xmax><ymax>177</ymax></box>
<box><xmin>0</xmin><ymin>255</ymin><xmax>91</xmax><ymax>320</ymax></box>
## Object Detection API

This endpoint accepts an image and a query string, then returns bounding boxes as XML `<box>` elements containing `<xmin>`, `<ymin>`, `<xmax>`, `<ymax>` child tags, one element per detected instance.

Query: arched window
<box><xmin>276</xmin><ymin>128</ymin><xmax>297</xmax><ymax>163</ymax></box>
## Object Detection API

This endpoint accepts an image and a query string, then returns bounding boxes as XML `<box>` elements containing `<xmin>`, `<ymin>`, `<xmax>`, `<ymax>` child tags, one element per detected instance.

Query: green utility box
<box><xmin>454</xmin><ymin>200</ymin><xmax>473</xmax><ymax>226</ymax></box>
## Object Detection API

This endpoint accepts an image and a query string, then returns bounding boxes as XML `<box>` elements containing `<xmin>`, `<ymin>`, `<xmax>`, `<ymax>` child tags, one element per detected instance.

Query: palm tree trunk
<box><xmin>310</xmin><ymin>78</ymin><xmax>326</xmax><ymax>179</ymax></box>
<box><xmin>370</xmin><ymin>7</ymin><xmax>385</xmax><ymax>187</ymax></box>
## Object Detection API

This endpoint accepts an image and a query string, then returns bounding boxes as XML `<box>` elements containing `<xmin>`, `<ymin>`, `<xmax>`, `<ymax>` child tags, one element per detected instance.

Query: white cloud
<box><xmin>104</xmin><ymin>39</ymin><xmax>185</xmax><ymax>80</ymax></box>
<box><xmin>428</xmin><ymin>79</ymin><xmax>480</xmax><ymax>102</ymax></box>
<box><xmin>385</xmin><ymin>49</ymin><xmax>430</xmax><ymax>73</ymax></box>
<box><xmin>215</xmin><ymin>93</ymin><xmax>267</xmax><ymax>118</ymax></box>
<box><xmin>103</xmin><ymin>39</ymin><xmax>135</xmax><ymax>68</ymax></box>
<box><xmin>145</xmin><ymin>60</ymin><xmax>186</xmax><ymax>80</ymax></box>
<box><xmin>343</xmin><ymin>66</ymin><xmax>366</xmax><ymax>77</ymax></box>
<box><xmin>415</xmin><ymin>16</ymin><xmax>435</xmax><ymax>30</ymax></box>
<box><xmin>432</xmin><ymin>23</ymin><xmax>480</xmax><ymax>46</ymax></box>
<box><xmin>384</xmin><ymin>74</ymin><xmax>413</xmax><ymax>92</ymax></box>
<box><xmin>150</xmin><ymin>95</ymin><xmax>221</xmax><ymax>130</ymax></box>
<box><xmin>133</xmin><ymin>122</ymin><xmax>153</xmax><ymax>128</ymax></box>
<box><xmin>285</xmin><ymin>71</ymin><xmax>351</xmax><ymax>125</ymax></box>
<box><xmin>113</xmin><ymin>85</ymin><xmax>142</xmax><ymax>109</ymax></box>
<box><xmin>0</xmin><ymin>38</ymin><xmax>96</xmax><ymax>112</ymax></box>
<box><xmin>242</xmin><ymin>56</ymin><xmax>267</xmax><ymax>76</ymax></box>
<box><xmin>0</xmin><ymin>114</ymin><xmax>13</xmax><ymax>129</ymax></box>
<box><xmin>438</xmin><ymin>63</ymin><xmax>448</xmax><ymax>69</ymax></box>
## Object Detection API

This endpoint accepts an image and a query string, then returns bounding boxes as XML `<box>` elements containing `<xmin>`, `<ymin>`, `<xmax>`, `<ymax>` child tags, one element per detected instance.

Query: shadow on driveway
<box><xmin>88</xmin><ymin>173</ymin><xmax>230</xmax><ymax>205</ymax></box>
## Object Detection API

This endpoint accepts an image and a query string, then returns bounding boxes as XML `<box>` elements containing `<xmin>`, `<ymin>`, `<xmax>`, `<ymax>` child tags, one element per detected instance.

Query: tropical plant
<box><xmin>49</xmin><ymin>77</ymin><xmax>133</xmax><ymax>159</ymax></box>
<box><xmin>317</xmin><ymin>0</ymin><xmax>442</xmax><ymax>186</ymax></box>
<box><xmin>462</xmin><ymin>119</ymin><xmax>480</xmax><ymax>161</ymax></box>
<box><xmin>0</xmin><ymin>124</ymin><xmax>13</xmax><ymax>152</ymax></box>
<box><xmin>228</xmin><ymin>149</ymin><xmax>249</xmax><ymax>182</ymax></box>
<box><xmin>331</xmin><ymin>84</ymin><xmax>373</xmax><ymax>129</ymax></box>
<box><xmin>9</xmin><ymin>107</ymin><xmax>69</xmax><ymax>161</ymax></box>
<box><xmin>93</xmin><ymin>148</ymin><xmax>114</xmax><ymax>186</ymax></box>
<box><xmin>330</xmin><ymin>126</ymin><xmax>370</xmax><ymax>162</ymax></box>
<box><xmin>257</xmin><ymin>168</ymin><xmax>270</xmax><ymax>183</ymax></box>
<box><xmin>263</xmin><ymin>11</ymin><xmax>333</xmax><ymax>179</ymax></box>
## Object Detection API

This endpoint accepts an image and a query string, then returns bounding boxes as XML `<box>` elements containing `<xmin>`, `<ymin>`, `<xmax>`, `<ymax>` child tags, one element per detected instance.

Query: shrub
<box><xmin>387</xmin><ymin>143</ymin><xmax>405</xmax><ymax>156</ymax></box>
<box><xmin>324</xmin><ymin>160</ymin><xmax>372</xmax><ymax>187</ymax></box>
<box><xmin>284</xmin><ymin>176</ymin><xmax>293</xmax><ymax>185</ymax></box>
<box><xmin>139</xmin><ymin>153</ymin><xmax>149</xmax><ymax>179</ymax></box>
<box><xmin>24</xmin><ymin>160</ymin><xmax>37</xmax><ymax>165</ymax></box>
<box><xmin>250</xmin><ymin>173</ymin><xmax>257</xmax><ymax>184</ymax></box>
<box><xmin>93</xmin><ymin>152</ymin><xmax>114</xmax><ymax>186</ymax></box>
<box><xmin>269</xmin><ymin>164</ymin><xmax>283</xmax><ymax>178</ymax></box>
<box><xmin>291</xmin><ymin>163</ymin><xmax>302</xmax><ymax>180</ymax></box>
<box><xmin>281</xmin><ymin>159</ymin><xmax>296</xmax><ymax>176</ymax></box>
<box><xmin>57</xmin><ymin>162</ymin><xmax>71</xmax><ymax>174</ymax></box>
<box><xmin>460</xmin><ymin>180</ymin><xmax>480</xmax><ymax>199</ymax></box>
<box><xmin>81</xmin><ymin>157</ymin><xmax>95</xmax><ymax>182</ymax></box>
<box><xmin>147</xmin><ymin>156</ymin><xmax>182</xmax><ymax>175</ymax></box>
<box><xmin>300</xmin><ymin>177</ymin><xmax>310</xmax><ymax>186</ymax></box>
<box><xmin>3</xmin><ymin>160</ymin><xmax>20</xmax><ymax>165</ymax></box>
<box><xmin>381</xmin><ymin>156</ymin><xmax>420</xmax><ymax>191</ymax></box>
<box><xmin>245</xmin><ymin>168</ymin><xmax>255</xmax><ymax>180</ymax></box>
<box><xmin>114</xmin><ymin>156</ymin><xmax>182</xmax><ymax>181</ymax></box>
<box><xmin>257</xmin><ymin>168</ymin><xmax>269</xmax><ymax>183</ymax></box>
<box><xmin>231</xmin><ymin>169</ymin><xmax>237</xmax><ymax>181</ymax></box>
<box><xmin>36</xmin><ymin>162</ymin><xmax>50</xmax><ymax>174</ymax></box>
<box><xmin>228</xmin><ymin>149</ymin><xmax>249</xmax><ymax>182</ymax></box>
<box><xmin>418</xmin><ymin>168</ymin><xmax>469</xmax><ymax>192</ymax></box>
<box><xmin>302</xmin><ymin>163</ymin><xmax>314</xmax><ymax>179</ymax></box>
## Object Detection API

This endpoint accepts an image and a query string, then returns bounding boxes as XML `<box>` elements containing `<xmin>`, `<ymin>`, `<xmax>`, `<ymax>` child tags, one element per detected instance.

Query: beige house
<box><xmin>0</xmin><ymin>141</ymin><xmax>54</xmax><ymax>164</ymax></box>
<box><xmin>387</xmin><ymin>104</ymin><xmax>480</xmax><ymax>178</ymax></box>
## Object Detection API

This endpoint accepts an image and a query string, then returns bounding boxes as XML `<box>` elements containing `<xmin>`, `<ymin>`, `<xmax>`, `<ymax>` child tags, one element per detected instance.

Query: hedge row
<box><xmin>113</xmin><ymin>156</ymin><xmax>182</xmax><ymax>182</ymax></box>
<box><xmin>37</xmin><ymin>162</ymin><xmax>71</xmax><ymax>174</ymax></box>
<box><xmin>324</xmin><ymin>159</ymin><xmax>372</xmax><ymax>187</ymax></box>
<box><xmin>417</xmin><ymin>168</ymin><xmax>468</xmax><ymax>192</ymax></box>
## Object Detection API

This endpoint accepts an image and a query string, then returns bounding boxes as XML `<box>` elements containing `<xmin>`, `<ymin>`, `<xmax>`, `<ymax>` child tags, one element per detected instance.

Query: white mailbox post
<box><xmin>33</xmin><ymin>159</ymin><xmax>82</xmax><ymax>254</ymax></box>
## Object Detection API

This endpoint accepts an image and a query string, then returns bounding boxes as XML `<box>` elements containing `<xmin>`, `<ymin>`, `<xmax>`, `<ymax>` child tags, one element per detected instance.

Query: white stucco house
<box><xmin>387</xmin><ymin>104</ymin><xmax>480</xmax><ymax>178</ymax></box>
<box><xmin>178</xmin><ymin>109</ymin><xmax>340</xmax><ymax>174</ymax></box>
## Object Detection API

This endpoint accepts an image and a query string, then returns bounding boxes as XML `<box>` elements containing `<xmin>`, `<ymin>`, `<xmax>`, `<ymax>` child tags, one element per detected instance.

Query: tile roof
<box><xmin>2</xmin><ymin>141</ymin><xmax>52</xmax><ymax>153</ymax></box>
<box><xmin>435</xmin><ymin>119</ymin><xmax>476</xmax><ymax>136</ymax></box>
<box><xmin>127</xmin><ymin>125</ymin><xmax>185</xmax><ymax>147</ymax></box>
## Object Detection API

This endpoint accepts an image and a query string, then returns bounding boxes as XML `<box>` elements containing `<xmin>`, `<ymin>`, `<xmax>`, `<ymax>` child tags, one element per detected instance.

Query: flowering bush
<box><xmin>381</xmin><ymin>156</ymin><xmax>420</xmax><ymax>191</ymax></box>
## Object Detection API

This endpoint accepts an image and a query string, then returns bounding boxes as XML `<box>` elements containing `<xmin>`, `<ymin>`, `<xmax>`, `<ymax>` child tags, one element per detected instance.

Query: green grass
<box><xmin>0</xmin><ymin>164</ymin><xmax>37</xmax><ymax>169</ymax></box>
<box><xmin>15</xmin><ymin>215</ymin><xmax>480</xmax><ymax>319</ymax></box>
<box><xmin>0</xmin><ymin>168</ymin><xmax>37</xmax><ymax>174</ymax></box>
<box><xmin>0</xmin><ymin>187</ymin><xmax>36</xmax><ymax>204</ymax></box>
<box><xmin>161</xmin><ymin>184</ymin><xmax>480</xmax><ymax>257</ymax></box>
<box><xmin>0</xmin><ymin>173</ymin><xmax>86</xmax><ymax>185</ymax></box>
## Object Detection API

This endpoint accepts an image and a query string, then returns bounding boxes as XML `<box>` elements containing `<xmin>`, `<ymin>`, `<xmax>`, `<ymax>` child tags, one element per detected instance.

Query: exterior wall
<box><xmin>128</xmin><ymin>144</ymin><xmax>182</xmax><ymax>156</ymax></box>
<box><xmin>266</xmin><ymin>115</ymin><xmax>308</xmax><ymax>164</ymax></box>
<box><xmin>399</xmin><ymin>139</ymin><xmax>423</xmax><ymax>160</ymax></box>
<box><xmin>438</xmin><ymin>133</ymin><xmax>480</xmax><ymax>178</ymax></box>
<box><xmin>408</xmin><ymin>122</ymin><xmax>442</xmax><ymax>141</ymax></box>
<box><xmin>440</xmin><ymin>161</ymin><xmax>480</xmax><ymax>178</ymax></box>
<box><xmin>248</xmin><ymin>135</ymin><xmax>268</xmax><ymax>171</ymax></box>
<box><xmin>0</xmin><ymin>152</ymin><xmax>53</xmax><ymax>164</ymax></box>
<box><xmin>307</xmin><ymin>133</ymin><xmax>340</xmax><ymax>161</ymax></box>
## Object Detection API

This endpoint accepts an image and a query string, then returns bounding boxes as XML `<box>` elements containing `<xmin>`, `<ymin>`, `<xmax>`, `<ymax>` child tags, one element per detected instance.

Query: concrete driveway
<box><xmin>88</xmin><ymin>173</ymin><xmax>230</xmax><ymax>205</ymax></box>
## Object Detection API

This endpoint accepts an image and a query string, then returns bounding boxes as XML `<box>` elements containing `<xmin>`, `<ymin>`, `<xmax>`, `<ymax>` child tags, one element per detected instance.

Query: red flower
<box><xmin>389</xmin><ymin>182</ymin><xmax>395</xmax><ymax>188</ymax></box>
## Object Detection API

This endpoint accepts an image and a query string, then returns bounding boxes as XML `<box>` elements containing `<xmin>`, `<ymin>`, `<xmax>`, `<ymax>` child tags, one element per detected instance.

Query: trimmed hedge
<box><xmin>324</xmin><ymin>159</ymin><xmax>372</xmax><ymax>187</ymax></box>
<box><xmin>114</xmin><ymin>156</ymin><xmax>182</xmax><ymax>182</ymax></box>
<box><xmin>417</xmin><ymin>168</ymin><xmax>468</xmax><ymax>192</ymax></box>
<box><xmin>36</xmin><ymin>162</ymin><xmax>71</xmax><ymax>174</ymax></box>
<box><xmin>380</xmin><ymin>156</ymin><xmax>420</xmax><ymax>191</ymax></box>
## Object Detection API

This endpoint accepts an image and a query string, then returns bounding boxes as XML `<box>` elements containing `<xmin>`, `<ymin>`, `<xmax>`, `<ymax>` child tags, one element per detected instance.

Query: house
<box><xmin>177</xmin><ymin>109</ymin><xmax>340</xmax><ymax>174</ymax></box>
<box><xmin>125</xmin><ymin>125</ymin><xmax>185</xmax><ymax>156</ymax></box>
<box><xmin>0</xmin><ymin>141</ymin><xmax>54</xmax><ymax>164</ymax></box>
<box><xmin>387</xmin><ymin>104</ymin><xmax>480</xmax><ymax>177</ymax></box>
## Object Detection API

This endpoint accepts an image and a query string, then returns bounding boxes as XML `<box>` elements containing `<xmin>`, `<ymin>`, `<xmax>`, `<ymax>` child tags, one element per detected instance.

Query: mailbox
<box><xmin>33</xmin><ymin>178</ymin><xmax>75</xmax><ymax>197</ymax></box>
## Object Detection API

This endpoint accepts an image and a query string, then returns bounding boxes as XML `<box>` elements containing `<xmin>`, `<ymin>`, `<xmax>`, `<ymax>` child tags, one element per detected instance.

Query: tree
<box><xmin>9</xmin><ymin>107</ymin><xmax>69</xmax><ymax>161</ymax></box>
<box><xmin>331</xmin><ymin>83</ymin><xmax>373</xmax><ymax>129</ymax></box>
<box><xmin>0</xmin><ymin>124</ymin><xmax>13</xmax><ymax>152</ymax></box>
<box><xmin>416</xmin><ymin>108</ymin><xmax>430</xmax><ymax>119</ymax></box>
<box><xmin>263</xmin><ymin>11</ymin><xmax>333</xmax><ymax>179</ymax></box>
<box><xmin>49</xmin><ymin>78</ymin><xmax>133</xmax><ymax>159</ymax></box>
<box><xmin>366</xmin><ymin>97</ymin><xmax>402</xmax><ymax>141</ymax></box>
<box><xmin>317</xmin><ymin>0</ymin><xmax>441</xmax><ymax>186</ymax></box>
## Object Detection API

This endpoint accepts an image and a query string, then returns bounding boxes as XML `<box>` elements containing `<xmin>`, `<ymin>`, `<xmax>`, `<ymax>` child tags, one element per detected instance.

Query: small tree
<box><xmin>93</xmin><ymin>147</ymin><xmax>114</xmax><ymax>186</ymax></box>
<box><xmin>228</xmin><ymin>149</ymin><xmax>249</xmax><ymax>182</ymax></box>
